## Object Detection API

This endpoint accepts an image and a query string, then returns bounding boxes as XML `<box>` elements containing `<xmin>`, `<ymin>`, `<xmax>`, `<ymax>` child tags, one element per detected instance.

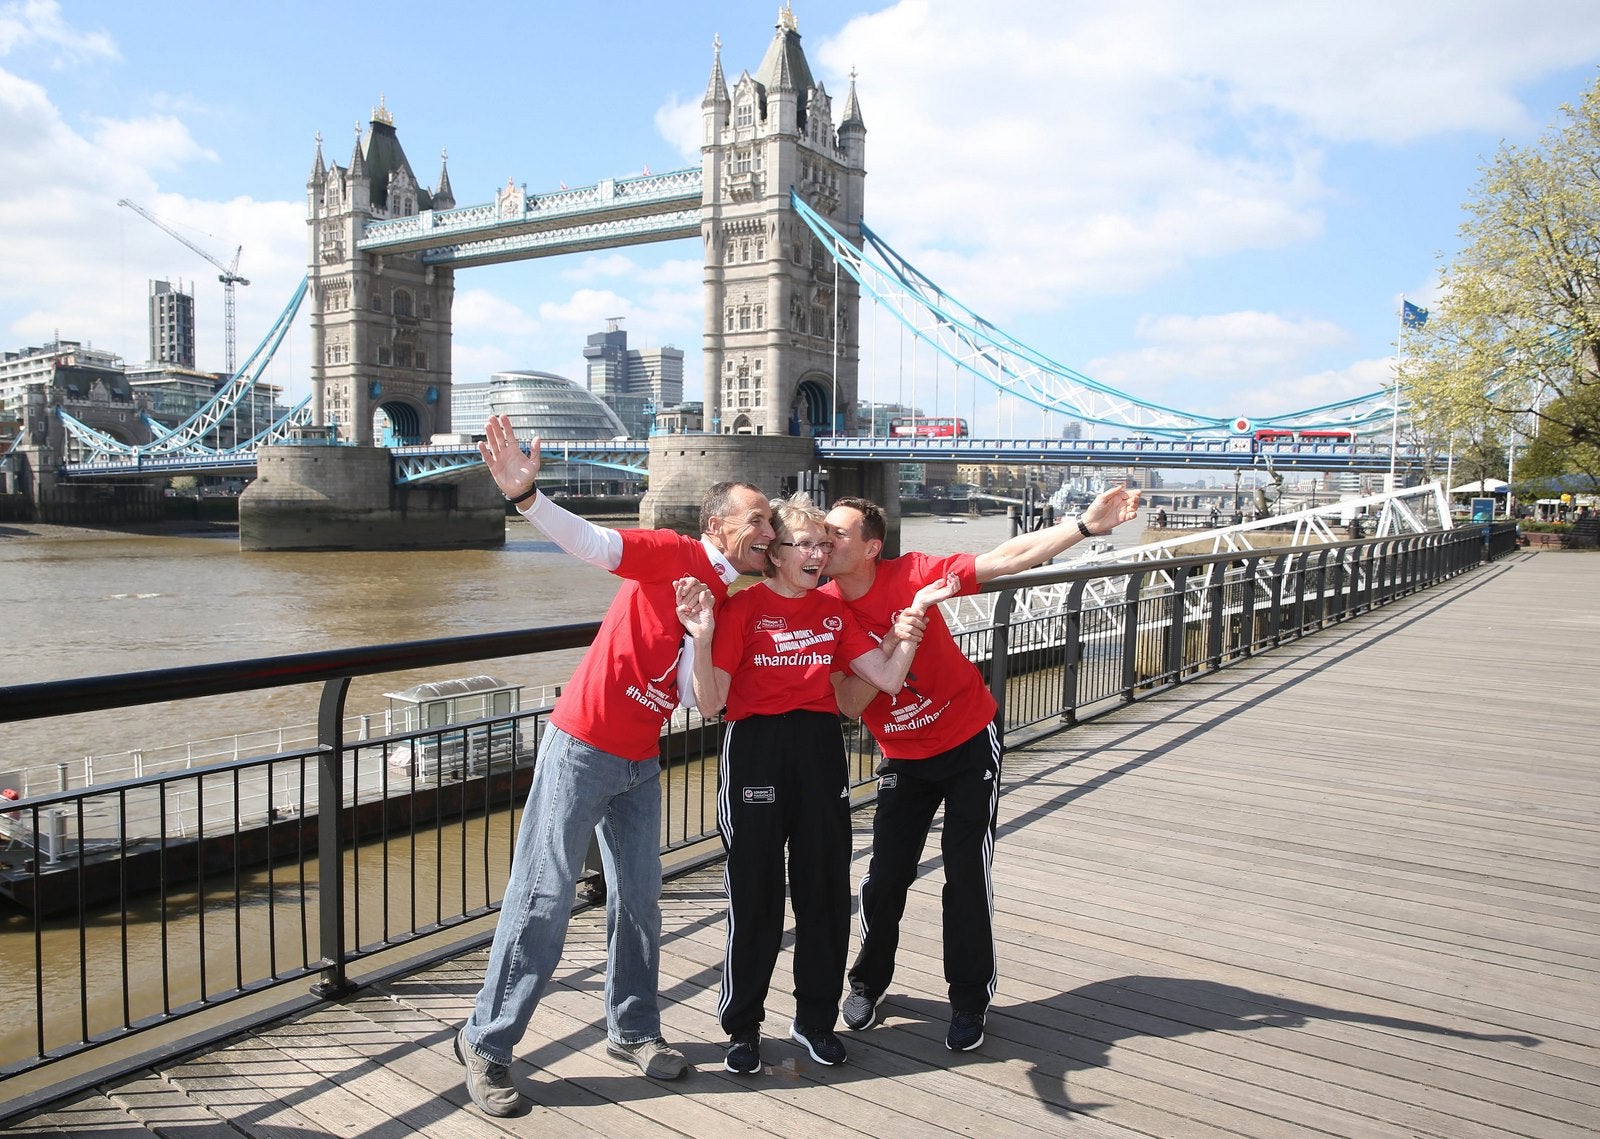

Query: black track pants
<box><xmin>716</xmin><ymin>710</ymin><xmax>852</xmax><ymax>1035</ymax></box>
<box><xmin>848</xmin><ymin>721</ymin><xmax>1000</xmax><ymax>1015</ymax></box>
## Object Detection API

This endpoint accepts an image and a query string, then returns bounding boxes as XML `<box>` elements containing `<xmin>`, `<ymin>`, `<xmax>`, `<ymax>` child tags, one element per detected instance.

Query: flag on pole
<box><xmin>1402</xmin><ymin>300</ymin><xmax>1429</xmax><ymax>328</ymax></box>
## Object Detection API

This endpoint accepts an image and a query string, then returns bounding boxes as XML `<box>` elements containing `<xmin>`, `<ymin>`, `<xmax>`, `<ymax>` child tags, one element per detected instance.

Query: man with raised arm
<box><xmin>821</xmin><ymin>484</ymin><xmax>1141</xmax><ymax>1053</ymax></box>
<box><xmin>454</xmin><ymin>413</ymin><xmax>774</xmax><ymax>1117</ymax></box>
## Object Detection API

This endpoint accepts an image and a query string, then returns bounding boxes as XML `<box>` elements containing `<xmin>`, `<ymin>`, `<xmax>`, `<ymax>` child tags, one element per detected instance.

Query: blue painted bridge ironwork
<box><xmin>57</xmin><ymin>432</ymin><xmax>1427</xmax><ymax>483</ymax></box>
<box><xmin>56</xmin><ymin>433</ymin><xmax>1427</xmax><ymax>484</ymax></box>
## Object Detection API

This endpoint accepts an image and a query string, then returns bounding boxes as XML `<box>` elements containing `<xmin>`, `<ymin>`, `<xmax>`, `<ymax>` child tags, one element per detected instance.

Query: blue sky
<box><xmin>3</xmin><ymin>0</ymin><xmax>1598</xmax><ymax>436</ymax></box>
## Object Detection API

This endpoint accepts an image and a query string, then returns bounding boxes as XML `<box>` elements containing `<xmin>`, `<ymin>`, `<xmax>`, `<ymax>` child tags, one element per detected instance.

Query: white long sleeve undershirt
<box><xmin>516</xmin><ymin>490</ymin><xmax>734</xmax><ymax>709</ymax></box>
<box><xmin>517</xmin><ymin>489</ymin><xmax>623</xmax><ymax>569</ymax></box>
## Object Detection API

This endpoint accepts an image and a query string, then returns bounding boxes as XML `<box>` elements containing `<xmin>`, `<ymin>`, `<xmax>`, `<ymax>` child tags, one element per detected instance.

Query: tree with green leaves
<box><xmin>1406</xmin><ymin>73</ymin><xmax>1600</xmax><ymax>493</ymax></box>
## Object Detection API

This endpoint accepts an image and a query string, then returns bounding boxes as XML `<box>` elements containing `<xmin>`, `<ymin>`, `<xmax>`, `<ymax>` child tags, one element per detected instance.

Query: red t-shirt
<box><xmin>819</xmin><ymin>552</ymin><xmax>996</xmax><ymax>760</ymax></box>
<box><xmin>711</xmin><ymin>583</ymin><xmax>878</xmax><ymax>721</ymax></box>
<box><xmin>550</xmin><ymin>529</ymin><xmax>730</xmax><ymax>761</ymax></box>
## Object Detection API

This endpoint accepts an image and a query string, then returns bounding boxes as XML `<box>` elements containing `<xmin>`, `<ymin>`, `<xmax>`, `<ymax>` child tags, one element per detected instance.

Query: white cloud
<box><xmin>559</xmin><ymin>253</ymin><xmax>699</xmax><ymax>290</ymax></box>
<box><xmin>536</xmin><ymin>288</ymin><xmax>632</xmax><ymax>330</ymax></box>
<box><xmin>0</xmin><ymin>0</ymin><xmax>117</xmax><ymax>65</ymax></box>
<box><xmin>90</xmin><ymin>113</ymin><xmax>217</xmax><ymax>173</ymax></box>
<box><xmin>452</xmin><ymin>290</ymin><xmax>541</xmax><ymax>337</ymax></box>
<box><xmin>804</xmin><ymin>0</ymin><xmax>1600</xmax><ymax>319</ymax></box>
<box><xmin>0</xmin><ymin>48</ymin><xmax>302</xmax><ymax>368</ymax></box>
<box><xmin>655</xmin><ymin>94</ymin><xmax>701</xmax><ymax>161</ymax></box>
<box><xmin>1083</xmin><ymin>310</ymin><xmax>1356</xmax><ymax>416</ymax></box>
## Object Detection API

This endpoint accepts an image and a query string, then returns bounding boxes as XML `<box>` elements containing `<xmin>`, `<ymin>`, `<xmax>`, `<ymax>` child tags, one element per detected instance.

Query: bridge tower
<box><xmin>306</xmin><ymin>100</ymin><xmax>456</xmax><ymax>445</ymax></box>
<box><xmin>699</xmin><ymin>5</ymin><xmax>865</xmax><ymax>437</ymax></box>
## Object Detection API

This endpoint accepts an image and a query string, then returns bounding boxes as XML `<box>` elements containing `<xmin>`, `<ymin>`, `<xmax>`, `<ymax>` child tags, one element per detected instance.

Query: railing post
<box><xmin>1164</xmin><ymin>565</ymin><xmax>1189</xmax><ymax>683</ymax></box>
<box><xmin>986</xmin><ymin>588</ymin><xmax>1015</xmax><ymax>746</ymax></box>
<box><xmin>1061</xmin><ymin>580</ymin><xmax>1090</xmax><ymax>723</ymax></box>
<box><xmin>1204</xmin><ymin>560</ymin><xmax>1227</xmax><ymax>668</ymax></box>
<box><xmin>1119</xmin><ymin>570</ymin><xmax>1143</xmax><ymax>701</ymax></box>
<box><xmin>1313</xmin><ymin>548</ymin><xmax>1332</xmax><ymax>629</ymax></box>
<box><xmin>312</xmin><ymin>675</ymin><xmax>355</xmax><ymax>999</ymax></box>
<box><xmin>1240</xmin><ymin>554</ymin><xmax>1264</xmax><ymax>656</ymax></box>
<box><xmin>1268</xmin><ymin>553</ymin><xmax>1290</xmax><ymax>646</ymax></box>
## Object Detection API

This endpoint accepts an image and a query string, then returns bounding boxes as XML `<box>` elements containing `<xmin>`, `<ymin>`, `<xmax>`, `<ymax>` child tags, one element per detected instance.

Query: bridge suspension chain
<box><xmin>59</xmin><ymin>279</ymin><xmax>311</xmax><ymax>462</ymax></box>
<box><xmin>792</xmin><ymin>193</ymin><xmax>1403</xmax><ymax>437</ymax></box>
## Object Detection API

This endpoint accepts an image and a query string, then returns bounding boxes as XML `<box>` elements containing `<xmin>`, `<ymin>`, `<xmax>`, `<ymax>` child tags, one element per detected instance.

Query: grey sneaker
<box><xmin>841</xmin><ymin>990</ymin><xmax>885</xmax><ymax>1031</ymax></box>
<box><xmin>455</xmin><ymin>1025</ymin><xmax>524</xmax><ymax>1117</ymax></box>
<box><xmin>607</xmin><ymin>1036</ymin><xmax>688</xmax><ymax>1079</ymax></box>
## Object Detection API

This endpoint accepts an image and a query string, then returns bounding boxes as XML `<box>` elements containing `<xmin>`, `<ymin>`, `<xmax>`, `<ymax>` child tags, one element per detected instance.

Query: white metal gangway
<box><xmin>940</xmin><ymin>482</ymin><xmax>1455</xmax><ymax>634</ymax></box>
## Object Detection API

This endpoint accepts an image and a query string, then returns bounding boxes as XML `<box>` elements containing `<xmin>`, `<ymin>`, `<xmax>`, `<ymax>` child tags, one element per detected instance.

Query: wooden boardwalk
<box><xmin>6</xmin><ymin>549</ymin><xmax>1597</xmax><ymax>1138</ymax></box>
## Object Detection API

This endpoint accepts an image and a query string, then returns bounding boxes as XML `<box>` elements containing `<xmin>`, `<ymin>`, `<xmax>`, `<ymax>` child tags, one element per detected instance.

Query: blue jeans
<box><xmin>465</xmin><ymin>724</ymin><xmax>665</xmax><ymax>1065</ymax></box>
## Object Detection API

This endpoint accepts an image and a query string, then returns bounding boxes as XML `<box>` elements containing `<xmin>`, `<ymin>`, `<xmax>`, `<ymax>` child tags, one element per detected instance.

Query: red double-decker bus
<box><xmin>889</xmin><ymin>416</ymin><xmax>969</xmax><ymax>438</ymax></box>
<box><xmin>1254</xmin><ymin>427</ymin><xmax>1352</xmax><ymax>446</ymax></box>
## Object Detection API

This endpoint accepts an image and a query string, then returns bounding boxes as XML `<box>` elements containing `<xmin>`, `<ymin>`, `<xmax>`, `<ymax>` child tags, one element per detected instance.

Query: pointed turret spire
<box><xmin>841</xmin><ymin>68</ymin><xmax>866</xmax><ymax>130</ymax></box>
<box><xmin>349</xmin><ymin>123</ymin><xmax>367</xmax><ymax>178</ymax></box>
<box><xmin>434</xmin><ymin>148</ymin><xmax>455</xmax><ymax>210</ymax></box>
<box><xmin>309</xmin><ymin>131</ymin><xmax>325</xmax><ymax>185</ymax></box>
<box><xmin>704</xmin><ymin>33</ymin><xmax>730</xmax><ymax>107</ymax></box>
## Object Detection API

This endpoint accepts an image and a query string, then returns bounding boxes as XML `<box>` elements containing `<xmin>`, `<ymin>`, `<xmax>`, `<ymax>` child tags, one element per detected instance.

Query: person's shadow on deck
<box><xmin>999</xmin><ymin>974</ymin><xmax>1541</xmax><ymax>1118</ymax></box>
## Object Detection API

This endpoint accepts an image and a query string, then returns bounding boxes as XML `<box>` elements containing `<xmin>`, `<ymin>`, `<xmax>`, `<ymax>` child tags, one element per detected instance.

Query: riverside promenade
<box><xmin>5</xmin><ymin>549</ymin><xmax>1596</xmax><ymax>1138</ymax></box>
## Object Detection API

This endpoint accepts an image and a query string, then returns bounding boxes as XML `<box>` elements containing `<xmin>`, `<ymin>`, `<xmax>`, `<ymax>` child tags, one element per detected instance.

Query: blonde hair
<box><xmin>764</xmin><ymin>492</ymin><xmax>826</xmax><ymax>578</ymax></box>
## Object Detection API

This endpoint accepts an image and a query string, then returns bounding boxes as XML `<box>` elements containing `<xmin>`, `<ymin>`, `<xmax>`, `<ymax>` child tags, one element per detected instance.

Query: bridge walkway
<box><xmin>7</xmin><ymin>549</ymin><xmax>1596</xmax><ymax>1137</ymax></box>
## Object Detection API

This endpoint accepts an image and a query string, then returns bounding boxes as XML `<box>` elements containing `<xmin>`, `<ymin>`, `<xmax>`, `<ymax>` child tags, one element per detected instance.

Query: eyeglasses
<box><xmin>779</xmin><ymin>540</ymin><xmax>834</xmax><ymax>554</ymax></box>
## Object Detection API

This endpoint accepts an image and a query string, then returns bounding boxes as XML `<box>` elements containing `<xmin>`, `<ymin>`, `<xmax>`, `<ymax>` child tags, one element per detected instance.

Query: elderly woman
<box><xmin>676</xmin><ymin>493</ymin><xmax>956</xmax><ymax>1076</ymax></box>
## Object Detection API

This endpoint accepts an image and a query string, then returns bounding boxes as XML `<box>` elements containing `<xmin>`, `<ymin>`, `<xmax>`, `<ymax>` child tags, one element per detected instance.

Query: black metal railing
<box><xmin>0</xmin><ymin>523</ymin><xmax>1517</xmax><ymax>1096</ymax></box>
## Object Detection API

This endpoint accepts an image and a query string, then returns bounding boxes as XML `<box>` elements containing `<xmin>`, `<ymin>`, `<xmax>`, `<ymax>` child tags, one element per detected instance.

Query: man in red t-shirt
<box><xmin>453</xmin><ymin>414</ymin><xmax>774</xmax><ymax>1117</ymax></box>
<box><xmin>822</xmin><ymin>484</ymin><xmax>1141</xmax><ymax>1053</ymax></box>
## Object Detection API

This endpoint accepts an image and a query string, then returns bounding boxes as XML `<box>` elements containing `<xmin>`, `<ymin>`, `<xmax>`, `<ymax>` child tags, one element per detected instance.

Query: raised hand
<box><xmin>1080</xmin><ymin>483</ymin><xmax>1143</xmax><ymax>535</ymax></box>
<box><xmin>477</xmin><ymin>413</ymin><xmax>541</xmax><ymax>499</ymax></box>
<box><xmin>910</xmin><ymin>571</ymin><xmax>961</xmax><ymax>614</ymax></box>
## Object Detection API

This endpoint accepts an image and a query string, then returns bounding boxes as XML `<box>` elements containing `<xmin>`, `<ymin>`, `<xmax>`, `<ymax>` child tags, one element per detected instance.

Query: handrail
<box><xmin>0</xmin><ymin>623</ymin><xmax>599</xmax><ymax>723</ymax></box>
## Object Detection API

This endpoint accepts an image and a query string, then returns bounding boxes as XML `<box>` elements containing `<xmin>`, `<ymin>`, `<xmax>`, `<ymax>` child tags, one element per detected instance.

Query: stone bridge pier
<box><xmin>642</xmin><ymin>435</ymin><xmax>901</xmax><ymax>554</ymax></box>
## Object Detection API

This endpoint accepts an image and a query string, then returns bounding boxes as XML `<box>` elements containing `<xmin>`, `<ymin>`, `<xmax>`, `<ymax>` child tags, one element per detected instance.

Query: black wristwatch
<box><xmin>1076</xmin><ymin>518</ymin><xmax>1095</xmax><ymax>539</ymax></box>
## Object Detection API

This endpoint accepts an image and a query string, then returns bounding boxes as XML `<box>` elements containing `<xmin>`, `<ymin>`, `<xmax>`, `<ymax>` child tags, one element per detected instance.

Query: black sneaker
<box><xmin>790</xmin><ymin>1020</ymin><xmax>848</xmax><ymax>1065</ymax></box>
<box><xmin>841</xmin><ymin>990</ymin><xmax>885</xmax><ymax>1031</ymax></box>
<box><xmin>946</xmin><ymin>1009</ymin><xmax>986</xmax><ymax>1052</ymax></box>
<box><xmin>724</xmin><ymin>1030</ymin><xmax>761</xmax><ymax>1074</ymax></box>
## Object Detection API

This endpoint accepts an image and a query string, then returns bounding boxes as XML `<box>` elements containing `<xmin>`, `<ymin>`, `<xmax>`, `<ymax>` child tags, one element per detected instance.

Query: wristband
<box><xmin>1076</xmin><ymin>518</ymin><xmax>1095</xmax><ymax>539</ymax></box>
<box><xmin>506</xmin><ymin>485</ymin><xmax>538</xmax><ymax>507</ymax></box>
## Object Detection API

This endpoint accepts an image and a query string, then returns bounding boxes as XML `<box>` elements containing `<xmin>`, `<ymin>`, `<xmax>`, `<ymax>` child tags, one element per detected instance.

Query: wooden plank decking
<box><xmin>6</xmin><ymin>549</ymin><xmax>1597</xmax><ymax>1138</ymax></box>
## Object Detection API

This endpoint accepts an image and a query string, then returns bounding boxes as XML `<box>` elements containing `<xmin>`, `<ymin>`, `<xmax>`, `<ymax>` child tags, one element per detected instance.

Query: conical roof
<box><xmin>754</xmin><ymin>6</ymin><xmax>814</xmax><ymax>98</ymax></box>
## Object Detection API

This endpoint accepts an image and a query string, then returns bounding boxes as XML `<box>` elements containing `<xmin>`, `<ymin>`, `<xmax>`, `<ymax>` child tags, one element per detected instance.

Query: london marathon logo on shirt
<box><xmin>754</xmin><ymin>621</ymin><xmax>839</xmax><ymax>667</ymax></box>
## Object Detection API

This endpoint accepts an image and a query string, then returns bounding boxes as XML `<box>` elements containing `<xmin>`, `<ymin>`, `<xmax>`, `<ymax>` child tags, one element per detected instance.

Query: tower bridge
<box><xmin>21</xmin><ymin>7</ymin><xmax>1431</xmax><ymax>546</ymax></box>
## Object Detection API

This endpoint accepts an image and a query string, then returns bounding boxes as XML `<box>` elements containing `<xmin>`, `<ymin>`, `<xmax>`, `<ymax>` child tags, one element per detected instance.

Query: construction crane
<box><xmin>117</xmin><ymin>198</ymin><xmax>250</xmax><ymax>376</ymax></box>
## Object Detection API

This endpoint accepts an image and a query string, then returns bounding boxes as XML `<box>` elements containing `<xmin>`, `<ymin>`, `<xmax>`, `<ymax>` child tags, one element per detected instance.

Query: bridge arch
<box><xmin>373</xmin><ymin>400</ymin><xmax>423</xmax><ymax>446</ymax></box>
<box><xmin>788</xmin><ymin>375</ymin><xmax>833</xmax><ymax>438</ymax></box>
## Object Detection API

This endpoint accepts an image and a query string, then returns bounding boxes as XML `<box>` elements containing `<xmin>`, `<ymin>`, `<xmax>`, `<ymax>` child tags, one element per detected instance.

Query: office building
<box><xmin>582</xmin><ymin>320</ymin><xmax>684</xmax><ymax>436</ymax></box>
<box><xmin>149</xmin><ymin>279</ymin><xmax>196</xmax><ymax>368</ymax></box>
